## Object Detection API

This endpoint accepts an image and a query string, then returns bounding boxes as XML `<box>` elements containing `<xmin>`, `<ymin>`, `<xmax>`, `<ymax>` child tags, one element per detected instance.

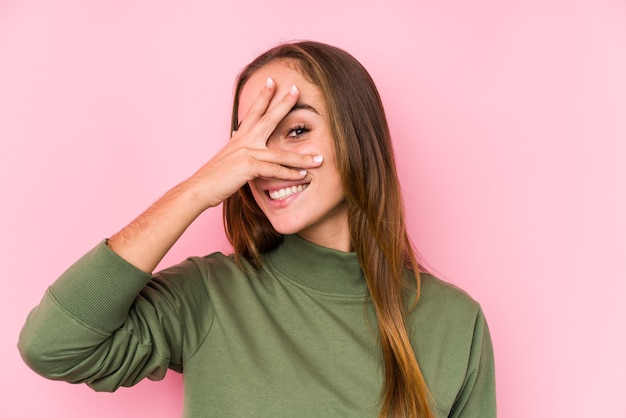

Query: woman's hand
<box><xmin>107</xmin><ymin>77</ymin><xmax>323</xmax><ymax>273</ymax></box>
<box><xmin>184</xmin><ymin>77</ymin><xmax>323</xmax><ymax>210</ymax></box>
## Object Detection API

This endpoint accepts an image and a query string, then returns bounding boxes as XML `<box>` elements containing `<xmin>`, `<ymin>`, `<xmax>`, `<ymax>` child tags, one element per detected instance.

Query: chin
<box><xmin>261</xmin><ymin>213</ymin><xmax>308</xmax><ymax>236</ymax></box>
<box><xmin>267</xmin><ymin>221</ymin><xmax>304</xmax><ymax>236</ymax></box>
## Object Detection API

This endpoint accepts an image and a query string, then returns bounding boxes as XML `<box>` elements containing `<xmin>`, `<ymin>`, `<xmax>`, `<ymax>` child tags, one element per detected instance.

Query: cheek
<box><xmin>247</xmin><ymin>182</ymin><xmax>265</xmax><ymax>204</ymax></box>
<box><xmin>298</xmin><ymin>136</ymin><xmax>336</xmax><ymax>158</ymax></box>
<box><xmin>315</xmin><ymin>164</ymin><xmax>344</xmax><ymax>196</ymax></box>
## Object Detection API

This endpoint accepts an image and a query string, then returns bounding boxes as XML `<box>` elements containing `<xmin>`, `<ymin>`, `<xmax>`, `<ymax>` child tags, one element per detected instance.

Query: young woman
<box><xmin>19</xmin><ymin>41</ymin><xmax>495</xmax><ymax>417</ymax></box>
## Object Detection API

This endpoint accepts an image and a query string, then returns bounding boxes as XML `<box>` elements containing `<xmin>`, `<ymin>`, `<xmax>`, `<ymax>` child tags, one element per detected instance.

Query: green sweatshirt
<box><xmin>18</xmin><ymin>234</ymin><xmax>495</xmax><ymax>417</ymax></box>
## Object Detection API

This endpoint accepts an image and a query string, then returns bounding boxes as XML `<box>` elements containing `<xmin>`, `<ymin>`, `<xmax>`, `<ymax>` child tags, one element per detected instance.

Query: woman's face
<box><xmin>238</xmin><ymin>60</ymin><xmax>351</xmax><ymax>252</ymax></box>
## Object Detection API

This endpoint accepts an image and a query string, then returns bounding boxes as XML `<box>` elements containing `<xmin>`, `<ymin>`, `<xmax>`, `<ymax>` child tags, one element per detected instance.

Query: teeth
<box><xmin>269</xmin><ymin>184</ymin><xmax>309</xmax><ymax>200</ymax></box>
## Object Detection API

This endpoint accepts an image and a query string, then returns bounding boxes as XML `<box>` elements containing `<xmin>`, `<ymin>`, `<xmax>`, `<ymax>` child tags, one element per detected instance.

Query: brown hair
<box><xmin>224</xmin><ymin>41</ymin><xmax>433</xmax><ymax>418</ymax></box>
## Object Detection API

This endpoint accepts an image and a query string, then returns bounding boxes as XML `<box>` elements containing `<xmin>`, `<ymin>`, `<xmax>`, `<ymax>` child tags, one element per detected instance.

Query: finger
<box><xmin>253</xmin><ymin>85</ymin><xmax>300</xmax><ymax>142</ymax></box>
<box><xmin>252</xmin><ymin>148</ymin><xmax>324</xmax><ymax>170</ymax></box>
<box><xmin>236</xmin><ymin>77</ymin><xmax>276</xmax><ymax>134</ymax></box>
<box><xmin>255</xmin><ymin>163</ymin><xmax>310</xmax><ymax>182</ymax></box>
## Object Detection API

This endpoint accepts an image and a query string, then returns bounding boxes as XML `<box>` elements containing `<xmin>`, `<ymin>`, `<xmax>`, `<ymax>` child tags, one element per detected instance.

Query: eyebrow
<box><xmin>289</xmin><ymin>102</ymin><xmax>320</xmax><ymax>115</ymax></box>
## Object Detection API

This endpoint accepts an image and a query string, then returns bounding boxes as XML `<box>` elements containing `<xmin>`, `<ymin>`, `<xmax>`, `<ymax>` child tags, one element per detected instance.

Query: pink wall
<box><xmin>2</xmin><ymin>1</ymin><xmax>625</xmax><ymax>417</ymax></box>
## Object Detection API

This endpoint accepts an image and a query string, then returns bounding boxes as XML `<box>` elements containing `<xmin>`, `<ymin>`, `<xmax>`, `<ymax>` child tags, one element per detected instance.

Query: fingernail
<box><xmin>266</xmin><ymin>77</ymin><xmax>274</xmax><ymax>88</ymax></box>
<box><xmin>290</xmin><ymin>84</ymin><xmax>298</xmax><ymax>96</ymax></box>
<box><xmin>299</xmin><ymin>170</ymin><xmax>307</xmax><ymax>176</ymax></box>
<box><xmin>313</xmin><ymin>155</ymin><xmax>323</xmax><ymax>163</ymax></box>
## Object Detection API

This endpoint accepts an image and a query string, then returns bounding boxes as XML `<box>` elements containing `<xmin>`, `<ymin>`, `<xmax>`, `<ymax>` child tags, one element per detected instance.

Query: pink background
<box><xmin>2</xmin><ymin>1</ymin><xmax>625</xmax><ymax>417</ymax></box>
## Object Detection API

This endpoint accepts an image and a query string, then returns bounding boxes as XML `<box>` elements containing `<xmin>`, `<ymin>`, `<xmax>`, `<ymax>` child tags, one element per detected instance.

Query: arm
<box><xmin>449</xmin><ymin>308</ymin><xmax>497</xmax><ymax>418</ymax></box>
<box><xmin>108</xmin><ymin>79</ymin><xmax>321</xmax><ymax>273</ymax></box>
<box><xmin>18</xmin><ymin>78</ymin><xmax>323</xmax><ymax>387</ymax></box>
<box><xmin>18</xmin><ymin>244</ymin><xmax>209</xmax><ymax>391</ymax></box>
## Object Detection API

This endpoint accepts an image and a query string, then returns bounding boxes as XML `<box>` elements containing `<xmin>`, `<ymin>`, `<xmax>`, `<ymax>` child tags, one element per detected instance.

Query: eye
<box><xmin>287</xmin><ymin>125</ymin><xmax>310</xmax><ymax>139</ymax></box>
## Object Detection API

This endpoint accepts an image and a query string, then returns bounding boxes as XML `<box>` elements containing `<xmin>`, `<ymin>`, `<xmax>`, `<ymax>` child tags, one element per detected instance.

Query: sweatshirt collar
<box><xmin>263</xmin><ymin>234</ymin><xmax>367</xmax><ymax>296</ymax></box>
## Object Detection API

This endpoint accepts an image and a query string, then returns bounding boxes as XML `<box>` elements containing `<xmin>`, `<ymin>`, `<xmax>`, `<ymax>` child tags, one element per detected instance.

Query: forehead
<box><xmin>237</xmin><ymin>59</ymin><xmax>324</xmax><ymax>120</ymax></box>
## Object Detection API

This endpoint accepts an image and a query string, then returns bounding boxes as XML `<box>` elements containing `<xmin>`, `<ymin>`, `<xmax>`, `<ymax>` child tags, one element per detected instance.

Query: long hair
<box><xmin>223</xmin><ymin>41</ymin><xmax>433</xmax><ymax>418</ymax></box>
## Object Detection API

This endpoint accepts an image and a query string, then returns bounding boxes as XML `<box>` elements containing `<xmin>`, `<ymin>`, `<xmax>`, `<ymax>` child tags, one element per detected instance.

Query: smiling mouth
<box><xmin>267</xmin><ymin>183</ymin><xmax>310</xmax><ymax>200</ymax></box>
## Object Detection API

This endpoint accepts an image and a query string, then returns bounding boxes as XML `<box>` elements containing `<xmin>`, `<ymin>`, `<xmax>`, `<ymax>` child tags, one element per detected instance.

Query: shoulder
<box><xmin>173</xmin><ymin>252</ymin><xmax>267</xmax><ymax>297</ymax></box>
<box><xmin>407</xmin><ymin>272</ymin><xmax>488</xmax><ymax>343</ymax></box>
<box><xmin>147</xmin><ymin>252</ymin><xmax>253</xmax><ymax>298</ymax></box>
<box><xmin>186</xmin><ymin>251</ymin><xmax>256</xmax><ymax>279</ymax></box>
<box><xmin>419</xmin><ymin>273</ymin><xmax>482</xmax><ymax>315</ymax></box>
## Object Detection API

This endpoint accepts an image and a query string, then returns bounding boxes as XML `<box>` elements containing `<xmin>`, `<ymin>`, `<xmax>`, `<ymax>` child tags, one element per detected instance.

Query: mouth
<box><xmin>266</xmin><ymin>183</ymin><xmax>310</xmax><ymax>201</ymax></box>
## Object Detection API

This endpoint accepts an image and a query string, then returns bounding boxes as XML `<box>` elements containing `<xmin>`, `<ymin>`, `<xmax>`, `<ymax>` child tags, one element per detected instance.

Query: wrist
<box><xmin>167</xmin><ymin>181</ymin><xmax>211</xmax><ymax>215</ymax></box>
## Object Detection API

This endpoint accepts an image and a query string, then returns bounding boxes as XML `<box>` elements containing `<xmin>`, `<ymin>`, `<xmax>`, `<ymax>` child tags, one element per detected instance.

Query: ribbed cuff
<box><xmin>48</xmin><ymin>240</ymin><xmax>152</xmax><ymax>332</ymax></box>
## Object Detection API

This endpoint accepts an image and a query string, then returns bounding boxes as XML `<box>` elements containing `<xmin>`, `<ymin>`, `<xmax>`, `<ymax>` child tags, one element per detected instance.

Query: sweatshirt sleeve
<box><xmin>17</xmin><ymin>241</ymin><xmax>213</xmax><ymax>392</ymax></box>
<box><xmin>449</xmin><ymin>308</ymin><xmax>497</xmax><ymax>418</ymax></box>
